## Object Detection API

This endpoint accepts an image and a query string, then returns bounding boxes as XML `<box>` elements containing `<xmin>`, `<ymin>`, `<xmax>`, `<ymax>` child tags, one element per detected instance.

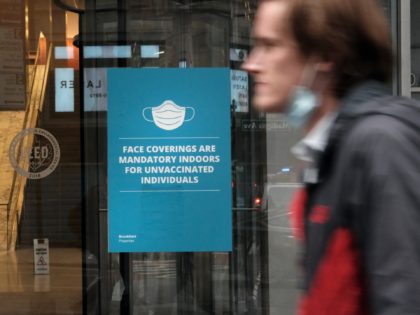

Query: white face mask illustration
<box><xmin>143</xmin><ymin>100</ymin><xmax>195</xmax><ymax>131</ymax></box>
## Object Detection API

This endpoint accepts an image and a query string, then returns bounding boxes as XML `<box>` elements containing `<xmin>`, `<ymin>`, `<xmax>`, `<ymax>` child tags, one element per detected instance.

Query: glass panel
<box><xmin>0</xmin><ymin>1</ymin><xmax>402</xmax><ymax>314</ymax></box>
<box><xmin>80</xmin><ymin>1</ymin><xmax>402</xmax><ymax>314</ymax></box>
<box><xmin>79</xmin><ymin>1</ymin><xmax>286</xmax><ymax>314</ymax></box>
<box><xmin>379</xmin><ymin>0</ymin><xmax>399</xmax><ymax>94</ymax></box>
<box><xmin>411</xmin><ymin>0</ymin><xmax>420</xmax><ymax>100</ymax></box>
<box><xmin>0</xmin><ymin>0</ymin><xmax>83</xmax><ymax>314</ymax></box>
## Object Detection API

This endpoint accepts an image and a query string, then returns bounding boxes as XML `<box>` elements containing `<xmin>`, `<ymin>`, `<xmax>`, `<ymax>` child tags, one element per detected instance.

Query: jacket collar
<box><xmin>291</xmin><ymin>111</ymin><xmax>338</xmax><ymax>162</ymax></box>
<box><xmin>337</xmin><ymin>80</ymin><xmax>420</xmax><ymax>133</ymax></box>
<box><xmin>291</xmin><ymin>80</ymin><xmax>390</xmax><ymax>162</ymax></box>
<box><xmin>338</xmin><ymin>80</ymin><xmax>391</xmax><ymax>118</ymax></box>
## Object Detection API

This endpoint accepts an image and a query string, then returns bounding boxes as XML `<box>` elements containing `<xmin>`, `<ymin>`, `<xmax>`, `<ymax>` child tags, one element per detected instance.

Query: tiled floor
<box><xmin>0</xmin><ymin>248</ymin><xmax>82</xmax><ymax>315</ymax></box>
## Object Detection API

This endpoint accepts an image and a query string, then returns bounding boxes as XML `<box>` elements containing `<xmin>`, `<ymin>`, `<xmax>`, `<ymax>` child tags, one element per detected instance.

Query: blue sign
<box><xmin>107</xmin><ymin>68</ymin><xmax>232</xmax><ymax>252</ymax></box>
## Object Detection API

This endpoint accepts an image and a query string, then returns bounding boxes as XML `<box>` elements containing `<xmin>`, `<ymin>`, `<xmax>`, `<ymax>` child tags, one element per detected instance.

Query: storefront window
<box><xmin>0</xmin><ymin>1</ymin><xmax>409</xmax><ymax>314</ymax></box>
<box><xmin>411</xmin><ymin>0</ymin><xmax>420</xmax><ymax>100</ymax></box>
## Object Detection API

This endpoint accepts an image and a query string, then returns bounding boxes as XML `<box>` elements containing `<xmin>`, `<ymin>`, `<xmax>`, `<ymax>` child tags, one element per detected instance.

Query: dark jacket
<box><xmin>297</xmin><ymin>81</ymin><xmax>420</xmax><ymax>315</ymax></box>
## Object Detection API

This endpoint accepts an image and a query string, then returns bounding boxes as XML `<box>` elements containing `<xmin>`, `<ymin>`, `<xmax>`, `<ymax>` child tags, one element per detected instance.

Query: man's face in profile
<box><xmin>242</xmin><ymin>1</ymin><xmax>306</xmax><ymax>113</ymax></box>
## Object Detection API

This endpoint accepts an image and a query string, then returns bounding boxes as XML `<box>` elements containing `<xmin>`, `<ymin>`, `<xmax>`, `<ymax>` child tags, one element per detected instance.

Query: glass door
<box><xmin>0</xmin><ymin>1</ymin><xmax>404</xmax><ymax>314</ymax></box>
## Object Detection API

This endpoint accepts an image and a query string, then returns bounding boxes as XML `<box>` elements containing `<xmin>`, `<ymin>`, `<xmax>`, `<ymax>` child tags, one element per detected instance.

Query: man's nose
<box><xmin>241</xmin><ymin>50</ymin><xmax>261</xmax><ymax>74</ymax></box>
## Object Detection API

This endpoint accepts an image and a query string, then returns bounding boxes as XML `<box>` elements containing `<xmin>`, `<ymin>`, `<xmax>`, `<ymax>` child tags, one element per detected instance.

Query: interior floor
<box><xmin>0</xmin><ymin>247</ymin><xmax>82</xmax><ymax>315</ymax></box>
